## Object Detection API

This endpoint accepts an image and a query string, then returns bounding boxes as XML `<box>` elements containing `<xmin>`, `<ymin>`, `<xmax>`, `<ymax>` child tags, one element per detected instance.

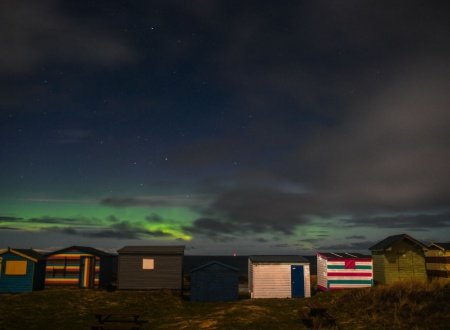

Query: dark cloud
<box><xmin>341</xmin><ymin>213</ymin><xmax>450</xmax><ymax>230</ymax></box>
<box><xmin>85</xmin><ymin>221</ymin><xmax>174</xmax><ymax>240</ymax></box>
<box><xmin>43</xmin><ymin>226</ymin><xmax>79</xmax><ymax>235</ymax></box>
<box><xmin>146</xmin><ymin>213</ymin><xmax>164</xmax><ymax>223</ymax></box>
<box><xmin>27</xmin><ymin>216</ymin><xmax>97</xmax><ymax>226</ymax></box>
<box><xmin>0</xmin><ymin>1</ymin><xmax>136</xmax><ymax>73</ymax></box>
<box><xmin>318</xmin><ymin>241</ymin><xmax>376</xmax><ymax>252</ymax></box>
<box><xmin>345</xmin><ymin>235</ymin><xmax>366</xmax><ymax>240</ymax></box>
<box><xmin>255</xmin><ymin>238</ymin><xmax>269</xmax><ymax>243</ymax></box>
<box><xmin>0</xmin><ymin>226</ymin><xmax>20</xmax><ymax>231</ymax></box>
<box><xmin>0</xmin><ymin>216</ymin><xmax>23</xmax><ymax>222</ymax></box>
<box><xmin>100</xmin><ymin>195</ymin><xmax>206</xmax><ymax>208</ymax></box>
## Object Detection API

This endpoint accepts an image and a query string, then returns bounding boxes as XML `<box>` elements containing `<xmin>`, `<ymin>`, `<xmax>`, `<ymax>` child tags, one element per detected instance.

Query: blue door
<box><xmin>291</xmin><ymin>265</ymin><xmax>305</xmax><ymax>298</ymax></box>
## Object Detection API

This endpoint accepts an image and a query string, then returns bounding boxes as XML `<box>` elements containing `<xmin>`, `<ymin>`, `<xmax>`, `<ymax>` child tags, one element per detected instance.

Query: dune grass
<box><xmin>0</xmin><ymin>280</ymin><xmax>448</xmax><ymax>330</ymax></box>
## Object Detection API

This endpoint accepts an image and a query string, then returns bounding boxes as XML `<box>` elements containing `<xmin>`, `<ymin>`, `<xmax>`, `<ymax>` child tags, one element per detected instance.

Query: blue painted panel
<box><xmin>0</xmin><ymin>253</ymin><xmax>35</xmax><ymax>293</ymax></box>
<box><xmin>291</xmin><ymin>265</ymin><xmax>305</xmax><ymax>298</ymax></box>
<box><xmin>190</xmin><ymin>263</ymin><xmax>239</xmax><ymax>302</ymax></box>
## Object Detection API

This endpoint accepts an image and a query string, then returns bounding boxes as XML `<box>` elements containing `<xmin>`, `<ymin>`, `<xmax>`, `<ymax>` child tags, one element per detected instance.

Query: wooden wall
<box><xmin>426</xmin><ymin>248</ymin><xmax>450</xmax><ymax>279</ymax></box>
<box><xmin>249</xmin><ymin>262</ymin><xmax>311</xmax><ymax>298</ymax></box>
<box><xmin>190</xmin><ymin>263</ymin><xmax>239</xmax><ymax>302</ymax></box>
<box><xmin>118</xmin><ymin>254</ymin><xmax>183</xmax><ymax>290</ymax></box>
<box><xmin>45</xmin><ymin>249</ymin><xmax>101</xmax><ymax>288</ymax></box>
<box><xmin>373</xmin><ymin>240</ymin><xmax>427</xmax><ymax>284</ymax></box>
<box><xmin>0</xmin><ymin>253</ymin><xmax>35</xmax><ymax>293</ymax></box>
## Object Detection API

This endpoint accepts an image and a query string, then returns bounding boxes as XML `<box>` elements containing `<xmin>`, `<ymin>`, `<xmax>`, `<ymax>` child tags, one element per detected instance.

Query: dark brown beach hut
<box><xmin>117</xmin><ymin>246</ymin><xmax>184</xmax><ymax>290</ymax></box>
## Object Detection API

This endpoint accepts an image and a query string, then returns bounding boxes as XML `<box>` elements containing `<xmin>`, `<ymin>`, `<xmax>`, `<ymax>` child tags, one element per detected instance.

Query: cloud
<box><xmin>85</xmin><ymin>221</ymin><xmax>175</xmax><ymax>240</ymax></box>
<box><xmin>318</xmin><ymin>240</ymin><xmax>376</xmax><ymax>252</ymax></box>
<box><xmin>0</xmin><ymin>216</ymin><xmax>23</xmax><ymax>222</ymax></box>
<box><xmin>345</xmin><ymin>235</ymin><xmax>366</xmax><ymax>240</ymax></box>
<box><xmin>341</xmin><ymin>213</ymin><xmax>450</xmax><ymax>230</ymax></box>
<box><xmin>43</xmin><ymin>226</ymin><xmax>79</xmax><ymax>235</ymax></box>
<box><xmin>100</xmin><ymin>195</ymin><xmax>208</xmax><ymax>208</ymax></box>
<box><xmin>27</xmin><ymin>216</ymin><xmax>98</xmax><ymax>226</ymax></box>
<box><xmin>0</xmin><ymin>226</ymin><xmax>20</xmax><ymax>231</ymax></box>
<box><xmin>0</xmin><ymin>1</ymin><xmax>136</xmax><ymax>73</ymax></box>
<box><xmin>181</xmin><ymin>62</ymin><xmax>450</xmax><ymax>239</ymax></box>
<box><xmin>146</xmin><ymin>213</ymin><xmax>164</xmax><ymax>223</ymax></box>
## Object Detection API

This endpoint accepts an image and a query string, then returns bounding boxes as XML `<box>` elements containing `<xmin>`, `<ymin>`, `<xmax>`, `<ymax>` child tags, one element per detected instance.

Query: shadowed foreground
<box><xmin>0</xmin><ymin>281</ymin><xmax>448</xmax><ymax>330</ymax></box>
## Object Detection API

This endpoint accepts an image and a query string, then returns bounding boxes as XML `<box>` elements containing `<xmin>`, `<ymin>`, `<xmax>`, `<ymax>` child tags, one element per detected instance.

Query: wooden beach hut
<box><xmin>426</xmin><ymin>242</ymin><xmax>450</xmax><ymax>280</ymax></box>
<box><xmin>369</xmin><ymin>234</ymin><xmax>428</xmax><ymax>284</ymax></box>
<box><xmin>189</xmin><ymin>261</ymin><xmax>239</xmax><ymax>302</ymax></box>
<box><xmin>0</xmin><ymin>248</ymin><xmax>46</xmax><ymax>293</ymax></box>
<box><xmin>248</xmin><ymin>255</ymin><xmax>311</xmax><ymax>298</ymax></box>
<box><xmin>317</xmin><ymin>252</ymin><xmax>373</xmax><ymax>291</ymax></box>
<box><xmin>45</xmin><ymin>246</ymin><xmax>116</xmax><ymax>289</ymax></box>
<box><xmin>117</xmin><ymin>245</ymin><xmax>184</xmax><ymax>290</ymax></box>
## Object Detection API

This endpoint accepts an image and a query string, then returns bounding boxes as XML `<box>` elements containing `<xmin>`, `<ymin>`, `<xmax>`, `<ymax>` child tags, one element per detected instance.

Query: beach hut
<box><xmin>189</xmin><ymin>261</ymin><xmax>239</xmax><ymax>302</ymax></box>
<box><xmin>426</xmin><ymin>243</ymin><xmax>450</xmax><ymax>280</ymax></box>
<box><xmin>117</xmin><ymin>246</ymin><xmax>184</xmax><ymax>290</ymax></box>
<box><xmin>0</xmin><ymin>248</ymin><xmax>46</xmax><ymax>293</ymax></box>
<box><xmin>317</xmin><ymin>252</ymin><xmax>373</xmax><ymax>291</ymax></box>
<box><xmin>248</xmin><ymin>255</ymin><xmax>311</xmax><ymax>298</ymax></box>
<box><xmin>45</xmin><ymin>246</ymin><xmax>116</xmax><ymax>288</ymax></box>
<box><xmin>369</xmin><ymin>234</ymin><xmax>428</xmax><ymax>284</ymax></box>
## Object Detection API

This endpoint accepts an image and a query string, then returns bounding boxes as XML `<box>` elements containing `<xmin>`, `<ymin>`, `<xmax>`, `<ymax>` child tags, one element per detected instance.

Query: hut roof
<box><xmin>249</xmin><ymin>255</ymin><xmax>309</xmax><ymax>263</ymax></box>
<box><xmin>0</xmin><ymin>248</ymin><xmax>44</xmax><ymax>262</ymax></box>
<box><xmin>117</xmin><ymin>245</ymin><xmax>185</xmax><ymax>255</ymax></box>
<box><xmin>189</xmin><ymin>261</ymin><xmax>239</xmax><ymax>274</ymax></box>
<box><xmin>429</xmin><ymin>242</ymin><xmax>450</xmax><ymax>251</ymax></box>
<box><xmin>46</xmin><ymin>246</ymin><xmax>114</xmax><ymax>257</ymax></box>
<box><xmin>369</xmin><ymin>234</ymin><xmax>428</xmax><ymax>251</ymax></box>
<box><xmin>317</xmin><ymin>252</ymin><xmax>371</xmax><ymax>260</ymax></box>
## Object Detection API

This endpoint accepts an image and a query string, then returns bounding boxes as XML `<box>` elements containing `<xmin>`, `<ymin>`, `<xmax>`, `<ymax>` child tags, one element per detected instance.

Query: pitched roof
<box><xmin>0</xmin><ymin>248</ymin><xmax>44</xmax><ymax>262</ymax></box>
<box><xmin>46</xmin><ymin>246</ymin><xmax>114</xmax><ymax>257</ymax></box>
<box><xmin>369</xmin><ymin>234</ymin><xmax>428</xmax><ymax>251</ymax></box>
<box><xmin>117</xmin><ymin>245</ymin><xmax>185</xmax><ymax>255</ymax></box>
<box><xmin>249</xmin><ymin>255</ymin><xmax>310</xmax><ymax>263</ymax></box>
<box><xmin>318</xmin><ymin>252</ymin><xmax>371</xmax><ymax>260</ymax></box>
<box><xmin>189</xmin><ymin>261</ymin><xmax>239</xmax><ymax>273</ymax></box>
<box><xmin>429</xmin><ymin>242</ymin><xmax>450</xmax><ymax>250</ymax></box>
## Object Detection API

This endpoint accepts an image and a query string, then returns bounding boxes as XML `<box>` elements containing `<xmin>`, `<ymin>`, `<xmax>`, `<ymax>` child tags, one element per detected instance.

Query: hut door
<box><xmin>291</xmin><ymin>265</ymin><xmax>305</xmax><ymax>298</ymax></box>
<box><xmin>79</xmin><ymin>257</ymin><xmax>96</xmax><ymax>288</ymax></box>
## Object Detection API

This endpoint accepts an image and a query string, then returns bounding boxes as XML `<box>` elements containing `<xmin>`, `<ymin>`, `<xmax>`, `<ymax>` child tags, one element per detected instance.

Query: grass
<box><xmin>0</xmin><ymin>280</ymin><xmax>448</xmax><ymax>330</ymax></box>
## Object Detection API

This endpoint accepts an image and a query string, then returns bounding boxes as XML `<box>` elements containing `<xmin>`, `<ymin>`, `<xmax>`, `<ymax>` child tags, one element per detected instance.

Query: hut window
<box><xmin>142</xmin><ymin>258</ymin><xmax>154</xmax><ymax>270</ymax></box>
<box><xmin>5</xmin><ymin>260</ymin><xmax>27</xmax><ymax>275</ymax></box>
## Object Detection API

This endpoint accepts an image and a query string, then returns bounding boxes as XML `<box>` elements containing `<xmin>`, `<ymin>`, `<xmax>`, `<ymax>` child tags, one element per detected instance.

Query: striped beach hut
<box><xmin>248</xmin><ymin>255</ymin><xmax>311</xmax><ymax>298</ymax></box>
<box><xmin>317</xmin><ymin>252</ymin><xmax>373</xmax><ymax>291</ymax></box>
<box><xmin>45</xmin><ymin>246</ymin><xmax>116</xmax><ymax>288</ymax></box>
<box><xmin>426</xmin><ymin>242</ymin><xmax>450</xmax><ymax>280</ymax></box>
<box><xmin>0</xmin><ymin>248</ymin><xmax>46</xmax><ymax>293</ymax></box>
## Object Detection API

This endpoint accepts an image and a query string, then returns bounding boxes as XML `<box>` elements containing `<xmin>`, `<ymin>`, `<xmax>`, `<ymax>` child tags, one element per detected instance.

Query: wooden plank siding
<box><xmin>426</xmin><ymin>247</ymin><xmax>450</xmax><ymax>279</ymax></box>
<box><xmin>190</xmin><ymin>262</ymin><xmax>239</xmax><ymax>302</ymax></box>
<box><xmin>372</xmin><ymin>239</ymin><xmax>427</xmax><ymax>284</ymax></box>
<box><xmin>118</xmin><ymin>255</ymin><xmax>183</xmax><ymax>290</ymax></box>
<box><xmin>45</xmin><ymin>250</ymin><xmax>101</xmax><ymax>288</ymax></box>
<box><xmin>0</xmin><ymin>250</ymin><xmax>45</xmax><ymax>293</ymax></box>
<box><xmin>317</xmin><ymin>253</ymin><xmax>373</xmax><ymax>290</ymax></box>
<box><xmin>249</xmin><ymin>262</ymin><xmax>311</xmax><ymax>298</ymax></box>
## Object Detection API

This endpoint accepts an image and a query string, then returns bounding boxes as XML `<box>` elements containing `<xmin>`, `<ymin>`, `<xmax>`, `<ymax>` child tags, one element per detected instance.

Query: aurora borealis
<box><xmin>1</xmin><ymin>1</ymin><xmax>450</xmax><ymax>254</ymax></box>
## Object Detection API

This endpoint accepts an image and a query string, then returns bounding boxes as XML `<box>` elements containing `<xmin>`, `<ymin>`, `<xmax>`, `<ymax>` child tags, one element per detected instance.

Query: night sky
<box><xmin>1</xmin><ymin>1</ymin><xmax>450</xmax><ymax>254</ymax></box>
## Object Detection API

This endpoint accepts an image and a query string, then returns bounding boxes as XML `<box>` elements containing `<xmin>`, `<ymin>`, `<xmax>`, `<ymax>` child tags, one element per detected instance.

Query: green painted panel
<box><xmin>327</xmin><ymin>265</ymin><xmax>372</xmax><ymax>270</ymax></box>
